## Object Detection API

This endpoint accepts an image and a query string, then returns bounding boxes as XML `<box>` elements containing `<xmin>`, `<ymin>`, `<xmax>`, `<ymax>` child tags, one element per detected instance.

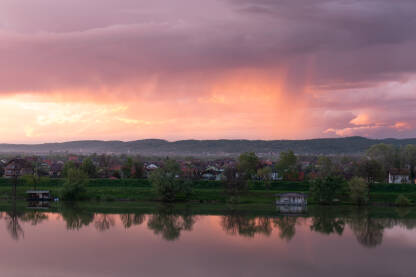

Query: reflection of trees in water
<box><xmin>309</xmin><ymin>207</ymin><xmax>345</xmax><ymax>235</ymax></box>
<box><xmin>221</xmin><ymin>215</ymin><xmax>273</xmax><ymax>238</ymax></box>
<box><xmin>94</xmin><ymin>214</ymin><xmax>116</xmax><ymax>232</ymax></box>
<box><xmin>273</xmin><ymin>216</ymin><xmax>297</xmax><ymax>241</ymax></box>
<box><xmin>0</xmin><ymin>208</ymin><xmax>25</xmax><ymax>241</ymax></box>
<box><xmin>147</xmin><ymin>207</ymin><xmax>197</xmax><ymax>241</ymax></box>
<box><xmin>347</xmin><ymin>209</ymin><xmax>384</xmax><ymax>248</ymax></box>
<box><xmin>20</xmin><ymin>211</ymin><xmax>48</xmax><ymax>225</ymax></box>
<box><xmin>60</xmin><ymin>204</ymin><xmax>95</xmax><ymax>231</ymax></box>
<box><xmin>120</xmin><ymin>214</ymin><xmax>146</xmax><ymax>229</ymax></box>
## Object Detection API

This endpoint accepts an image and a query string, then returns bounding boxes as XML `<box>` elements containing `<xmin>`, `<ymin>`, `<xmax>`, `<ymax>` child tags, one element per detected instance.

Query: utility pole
<box><xmin>13</xmin><ymin>167</ymin><xmax>18</xmax><ymax>201</ymax></box>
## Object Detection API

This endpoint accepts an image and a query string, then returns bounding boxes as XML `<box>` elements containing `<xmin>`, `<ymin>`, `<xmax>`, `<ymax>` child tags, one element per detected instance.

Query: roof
<box><xmin>276</xmin><ymin>192</ymin><xmax>308</xmax><ymax>197</ymax></box>
<box><xmin>5</xmin><ymin>158</ymin><xmax>33</xmax><ymax>169</ymax></box>
<box><xmin>26</xmin><ymin>190</ymin><xmax>50</xmax><ymax>194</ymax></box>
<box><xmin>389</xmin><ymin>168</ymin><xmax>410</xmax><ymax>176</ymax></box>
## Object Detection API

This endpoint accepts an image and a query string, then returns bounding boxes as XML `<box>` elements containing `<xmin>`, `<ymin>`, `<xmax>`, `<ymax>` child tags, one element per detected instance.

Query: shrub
<box><xmin>309</xmin><ymin>176</ymin><xmax>346</xmax><ymax>204</ymax></box>
<box><xmin>395</xmin><ymin>194</ymin><xmax>412</xmax><ymax>206</ymax></box>
<box><xmin>61</xmin><ymin>168</ymin><xmax>89</xmax><ymax>201</ymax></box>
<box><xmin>348</xmin><ymin>177</ymin><xmax>369</xmax><ymax>205</ymax></box>
<box><xmin>149</xmin><ymin>159</ymin><xmax>191</xmax><ymax>202</ymax></box>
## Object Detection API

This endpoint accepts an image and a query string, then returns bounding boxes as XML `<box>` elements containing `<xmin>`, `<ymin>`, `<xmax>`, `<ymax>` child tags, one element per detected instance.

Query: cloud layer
<box><xmin>0</xmin><ymin>0</ymin><xmax>415</xmax><ymax>142</ymax></box>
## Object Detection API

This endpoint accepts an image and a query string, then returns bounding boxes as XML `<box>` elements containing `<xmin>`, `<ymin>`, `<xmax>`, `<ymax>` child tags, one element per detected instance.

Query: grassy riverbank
<box><xmin>0</xmin><ymin>178</ymin><xmax>415</xmax><ymax>206</ymax></box>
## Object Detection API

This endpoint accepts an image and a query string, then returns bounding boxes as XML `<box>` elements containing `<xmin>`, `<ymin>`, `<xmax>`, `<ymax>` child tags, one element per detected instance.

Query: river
<box><xmin>0</xmin><ymin>202</ymin><xmax>415</xmax><ymax>276</ymax></box>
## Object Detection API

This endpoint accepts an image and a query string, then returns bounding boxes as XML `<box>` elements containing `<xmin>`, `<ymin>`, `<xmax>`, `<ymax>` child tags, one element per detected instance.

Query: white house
<box><xmin>271</xmin><ymin>171</ymin><xmax>283</xmax><ymax>181</ymax></box>
<box><xmin>276</xmin><ymin>193</ymin><xmax>307</xmax><ymax>206</ymax></box>
<box><xmin>146</xmin><ymin>163</ymin><xmax>159</xmax><ymax>170</ymax></box>
<box><xmin>389</xmin><ymin>169</ymin><xmax>411</xmax><ymax>184</ymax></box>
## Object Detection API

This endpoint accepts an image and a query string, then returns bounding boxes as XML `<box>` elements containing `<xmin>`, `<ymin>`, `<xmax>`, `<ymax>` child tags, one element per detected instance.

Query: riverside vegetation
<box><xmin>3</xmin><ymin>143</ymin><xmax>416</xmax><ymax>206</ymax></box>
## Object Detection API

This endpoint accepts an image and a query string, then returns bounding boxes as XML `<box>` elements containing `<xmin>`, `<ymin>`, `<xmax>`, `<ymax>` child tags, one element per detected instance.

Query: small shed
<box><xmin>276</xmin><ymin>193</ymin><xmax>307</xmax><ymax>206</ymax></box>
<box><xmin>26</xmin><ymin>190</ymin><xmax>51</xmax><ymax>201</ymax></box>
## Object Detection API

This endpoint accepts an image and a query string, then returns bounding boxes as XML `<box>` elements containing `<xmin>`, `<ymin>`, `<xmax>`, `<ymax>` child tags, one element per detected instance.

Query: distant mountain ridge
<box><xmin>0</xmin><ymin>136</ymin><xmax>416</xmax><ymax>156</ymax></box>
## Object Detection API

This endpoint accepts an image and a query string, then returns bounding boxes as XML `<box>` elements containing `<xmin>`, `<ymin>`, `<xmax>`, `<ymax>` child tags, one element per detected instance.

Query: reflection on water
<box><xmin>0</xmin><ymin>202</ymin><xmax>416</xmax><ymax>276</ymax></box>
<box><xmin>1</xmin><ymin>203</ymin><xmax>415</xmax><ymax>248</ymax></box>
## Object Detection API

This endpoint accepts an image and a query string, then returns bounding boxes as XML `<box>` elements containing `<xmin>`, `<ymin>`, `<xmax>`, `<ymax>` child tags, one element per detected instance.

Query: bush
<box><xmin>149</xmin><ymin>159</ymin><xmax>191</xmax><ymax>202</ymax></box>
<box><xmin>61</xmin><ymin>168</ymin><xmax>89</xmax><ymax>201</ymax></box>
<box><xmin>309</xmin><ymin>176</ymin><xmax>346</xmax><ymax>204</ymax></box>
<box><xmin>348</xmin><ymin>177</ymin><xmax>369</xmax><ymax>205</ymax></box>
<box><xmin>395</xmin><ymin>194</ymin><xmax>412</xmax><ymax>206</ymax></box>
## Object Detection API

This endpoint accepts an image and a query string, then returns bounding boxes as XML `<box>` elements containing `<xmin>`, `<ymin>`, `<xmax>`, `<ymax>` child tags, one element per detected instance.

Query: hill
<box><xmin>0</xmin><ymin>136</ymin><xmax>415</xmax><ymax>156</ymax></box>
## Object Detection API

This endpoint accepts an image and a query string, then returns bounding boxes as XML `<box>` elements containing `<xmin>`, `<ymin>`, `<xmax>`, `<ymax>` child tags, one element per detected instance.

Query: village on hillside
<box><xmin>1</xmin><ymin>143</ymin><xmax>415</xmax><ymax>185</ymax></box>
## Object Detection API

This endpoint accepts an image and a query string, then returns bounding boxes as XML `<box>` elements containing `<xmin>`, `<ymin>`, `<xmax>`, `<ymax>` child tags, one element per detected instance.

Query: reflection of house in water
<box><xmin>277</xmin><ymin>205</ymin><xmax>307</xmax><ymax>214</ymax></box>
<box><xmin>276</xmin><ymin>193</ymin><xmax>308</xmax><ymax>206</ymax></box>
<box><xmin>26</xmin><ymin>190</ymin><xmax>51</xmax><ymax>201</ymax></box>
<box><xmin>27</xmin><ymin>201</ymin><xmax>50</xmax><ymax>209</ymax></box>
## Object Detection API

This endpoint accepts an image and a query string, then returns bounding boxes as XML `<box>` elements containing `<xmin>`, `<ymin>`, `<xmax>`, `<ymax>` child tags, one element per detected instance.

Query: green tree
<box><xmin>358</xmin><ymin>159</ymin><xmax>384</xmax><ymax>184</ymax></box>
<box><xmin>121</xmin><ymin>158</ymin><xmax>133</xmax><ymax>178</ymax></box>
<box><xmin>133</xmin><ymin>161</ymin><xmax>144</xmax><ymax>178</ymax></box>
<box><xmin>22</xmin><ymin>174</ymin><xmax>49</xmax><ymax>191</ymax></box>
<box><xmin>223</xmin><ymin>167</ymin><xmax>247</xmax><ymax>195</ymax></box>
<box><xmin>61</xmin><ymin>168</ymin><xmax>89</xmax><ymax>201</ymax></box>
<box><xmin>257</xmin><ymin>166</ymin><xmax>272</xmax><ymax>189</ymax></box>
<box><xmin>402</xmin><ymin>145</ymin><xmax>416</xmax><ymax>184</ymax></box>
<box><xmin>348</xmin><ymin>177</ymin><xmax>369</xmax><ymax>205</ymax></box>
<box><xmin>366</xmin><ymin>144</ymin><xmax>397</xmax><ymax>175</ymax></box>
<box><xmin>238</xmin><ymin>152</ymin><xmax>260</xmax><ymax>180</ymax></box>
<box><xmin>309</xmin><ymin>176</ymin><xmax>346</xmax><ymax>204</ymax></box>
<box><xmin>149</xmin><ymin>159</ymin><xmax>189</xmax><ymax>202</ymax></box>
<box><xmin>316</xmin><ymin>156</ymin><xmax>333</xmax><ymax>177</ymax></box>
<box><xmin>276</xmin><ymin>150</ymin><xmax>297</xmax><ymax>180</ymax></box>
<box><xmin>81</xmin><ymin>158</ymin><xmax>96</xmax><ymax>178</ymax></box>
<box><xmin>63</xmin><ymin>161</ymin><xmax>78</xmax><ymax>177</ymax></box>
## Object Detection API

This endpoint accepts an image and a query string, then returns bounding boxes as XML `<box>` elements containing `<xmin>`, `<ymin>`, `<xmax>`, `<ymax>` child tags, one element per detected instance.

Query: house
<box><xmin>271</xmin><ymin>171</ymin><xmax>283</xmax><ymax>181</ymax></box>
<box><xmin>145</xmin><ymin>163</ymin><xmax>159</xmax><ymax>170</ymax></box>
<box><xmin>389</xmin><ymin>169</ymin><xmax>411</xmax><ymax>184</ymax></box>
<box><xmin>49</xmin><ymin>162</ymin><xmax>64</xmax><ymax>178</ymax></box>
<box><xmin>68</xmin><ymin>155</ymin><xmax>79</xmax><ymax>162</ymax></box>
<box><xmin>276</xmin><ymin>193</ymin><xmax>308</xmax><ymax>206</ymax></box>
<box><xmin>4</xmin><ymin>158</ymin><xmax>33</xmax><ymax>178</ymax></box>
<box><xmin>26</xmin><ymin>190</ymin><xmax>51</xmax><ymax>201</ymax></box>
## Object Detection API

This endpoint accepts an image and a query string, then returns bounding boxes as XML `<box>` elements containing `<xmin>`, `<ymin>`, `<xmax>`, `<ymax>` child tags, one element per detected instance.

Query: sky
<box><xmin>1</xmin><ymin>0</ymin><xmax>416</xmax><ymax>143</ymax></box>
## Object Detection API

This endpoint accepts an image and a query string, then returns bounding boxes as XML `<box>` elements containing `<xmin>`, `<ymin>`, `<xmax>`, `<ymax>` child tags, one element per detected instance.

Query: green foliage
<box><xmin>402</xmin><ymin>144</ymin><xmax>416</xmax><ymax>183</ymax></box>
<box><xmin>223</xmin><ymin>167</ymin><xmax>247</xmax><ymax>195</ymax></box>
<box><xmin>276</xmin><ymin>150</ymin><xmax>298</xmax><ymax>180</ymax></box>
<box><xmin>61</xmin><ymin>168</ymin><xmax>89</xmax><ymax>201</ymax></box>
<box><xmin>148</xmin><ymin>159</ymin><xmax>190</xmax><ymax>202</ymax></box>
<box><xmin>309</xmin><ymin>176</ymin><xmax>346</xmax><ymax>204</ymax></box>
<box><xmin>133</xmin><ymin>161</ymin><xmax>144</xmax><ymax>178</ymax></box>
<box><xmin>358</xmin><ymin>159</ymin><xmax>384</xmax><ymax>183</ymax></box>
<box><xmin>121</xmin><ymin>158</ymin><xmax>133</xmax><ymax>178</ymax></box>
<box><xmin>395</xmin><ymin>194</ymin><xmax>412</xmax><ymax>206</ymax></box>
<box><xmin>348</xmin><ymin>177</ymin><xmax>369</xmax><ymax>205</ymax></box>
<box><xmin>63</xmin><ymin>161</ymin><xmax>78</xmax><ymax>177</ymax></box>
<box><xmin>316</xmin><ymin>156</ymin><xmax>333</xmax><ymax>177</ymax></box>
<box><xmin>81</xmin><ymin>158</ymin><xmax>97</xmax><ymax>178</ymax></box>
<box><xmin>366</xmin><ymin>143</ymin><xmax>397</xmax><ymax>174</ymax></box>
<box><xmin>238</xmin><ymin>152</ymin><xmax>260</xmax><ymax>180</ymax></box>
<box><xmin>257</xmin><ymin>166</ymin><xmax>272</xmax><ymax>189</ymax></box>
<box><xmin>22</xmin><ymin>174</ymin><xmax>50</xmax><ymax>190</ymax></box>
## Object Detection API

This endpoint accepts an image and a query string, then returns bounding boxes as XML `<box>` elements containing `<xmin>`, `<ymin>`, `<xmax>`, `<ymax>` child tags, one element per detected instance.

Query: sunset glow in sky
<box><xmin>1</xmin><ymin>0</ymin><xmax>416</xmax><ymax>142</ymax></box>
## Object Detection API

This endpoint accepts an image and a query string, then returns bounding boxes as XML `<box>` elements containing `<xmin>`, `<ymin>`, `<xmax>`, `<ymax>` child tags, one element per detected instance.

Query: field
<box><xmin>0</xmin><ymin>178</ymin><xmax>415</xmax><ymax>206</ymax></box>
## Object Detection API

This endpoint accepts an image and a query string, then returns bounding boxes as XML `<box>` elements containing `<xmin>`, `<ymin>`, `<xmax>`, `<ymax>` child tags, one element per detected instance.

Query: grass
<box><xmin>1</xmin><ymin>177</ymin><xmax>415</xmax><ymax>206</ymax></box>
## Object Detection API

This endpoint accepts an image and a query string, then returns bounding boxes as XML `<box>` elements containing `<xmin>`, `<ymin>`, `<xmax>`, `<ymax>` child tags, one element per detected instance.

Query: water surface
<box><xmin>1</xmin><ymin>203</ymin><xmax>415</xmax><ymax>277</ymax></box>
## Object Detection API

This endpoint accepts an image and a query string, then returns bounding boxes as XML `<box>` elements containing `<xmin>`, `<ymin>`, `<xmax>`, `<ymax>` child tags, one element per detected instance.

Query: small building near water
<box><xmin>26</xmin><ymin>190</ymin><xmax>51</xmax><ymax>201</ymax></box>
<box><xmin>276</xmin><ymin>193</ymin><xmax>307</xmax><ymax>206</ymax></box>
